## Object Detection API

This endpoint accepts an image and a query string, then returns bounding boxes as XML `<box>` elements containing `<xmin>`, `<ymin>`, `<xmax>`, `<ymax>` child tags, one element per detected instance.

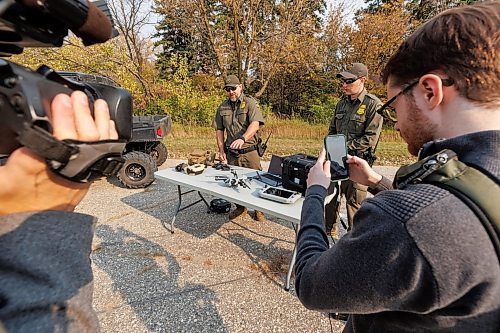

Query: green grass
<box><xmin>164</xmin><ymin>118</ymin><xmax>416</xmax><ymax>166</ymax></box>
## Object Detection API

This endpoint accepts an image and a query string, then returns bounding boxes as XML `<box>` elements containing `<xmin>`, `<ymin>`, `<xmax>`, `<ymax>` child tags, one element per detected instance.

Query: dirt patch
<box><xmin>249</xmin><ymin>252</ymin><xmax>291</xmax><ymax>276</ymax></box>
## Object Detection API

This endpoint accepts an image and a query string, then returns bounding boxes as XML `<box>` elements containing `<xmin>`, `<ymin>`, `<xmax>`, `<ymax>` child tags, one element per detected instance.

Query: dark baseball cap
<box><xmin>336</xmin><ymin>63</ymin><xmax>368</xmax><ymax>79</ymax></box>
<box><xmin>224</xmin><ymin>75</ymin><xmax>241</xmax><ymax>87</ymax></box>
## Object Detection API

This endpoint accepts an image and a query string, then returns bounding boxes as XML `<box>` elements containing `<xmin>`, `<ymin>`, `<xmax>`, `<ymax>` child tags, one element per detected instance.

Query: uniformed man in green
<box><xmin>213</xmin><ymin>74</ymin><xmax>266</xmax><ymax>221</ymax></box>
<box><xmin>326</xmin><ymin>63</ymin><xmax>383</xmax><ymax>237</ymax></box>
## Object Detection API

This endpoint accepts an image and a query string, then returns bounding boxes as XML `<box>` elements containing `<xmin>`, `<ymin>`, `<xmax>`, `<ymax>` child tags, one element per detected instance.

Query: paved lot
<box><xmin>76</xmin><ymin>160</ymin><xmax>398</xmax><ymax>333</ymax></box>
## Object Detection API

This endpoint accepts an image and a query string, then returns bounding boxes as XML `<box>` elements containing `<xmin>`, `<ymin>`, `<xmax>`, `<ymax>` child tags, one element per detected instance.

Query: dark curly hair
<box><xmin>382</xmin><ymin>2</ymin><xmax>500</xmax><ymax>107</ymax></box>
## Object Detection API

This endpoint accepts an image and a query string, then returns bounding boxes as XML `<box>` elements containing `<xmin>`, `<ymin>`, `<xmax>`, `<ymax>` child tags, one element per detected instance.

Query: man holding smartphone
<box><xmin>326</xmin><ymin>63</ymin><xmax>383</xmax><ymax>236</ymax></box>
<box><xmin>295</xmin><ymin>3</ymin><xmax>499</xmax><ymax>332</ymax></box>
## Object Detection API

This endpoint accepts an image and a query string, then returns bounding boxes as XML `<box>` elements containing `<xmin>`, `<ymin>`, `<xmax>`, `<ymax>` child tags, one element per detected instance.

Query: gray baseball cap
<box><xmin>224</xmin><ymin>75</ymin><xmax>241</xmax><ymax>87</ymax></box>
<box><xmin>336</xmin><ymin>63</ymin><xmax>368</xmax><ymax>79</ymax></box>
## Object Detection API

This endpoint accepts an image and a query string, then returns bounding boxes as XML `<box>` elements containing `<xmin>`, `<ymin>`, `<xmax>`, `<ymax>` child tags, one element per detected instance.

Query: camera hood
<box><xmin>0</xmin><ymin>0</ymin><xmax>118</xmax><ymax>56</ymax></box>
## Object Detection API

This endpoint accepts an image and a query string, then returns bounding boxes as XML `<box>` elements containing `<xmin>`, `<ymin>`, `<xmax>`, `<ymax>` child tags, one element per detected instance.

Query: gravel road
<box><xmin>76</xmin><ymin>160</ymin><xmax>399</xmax><ymax>333</ymax></box>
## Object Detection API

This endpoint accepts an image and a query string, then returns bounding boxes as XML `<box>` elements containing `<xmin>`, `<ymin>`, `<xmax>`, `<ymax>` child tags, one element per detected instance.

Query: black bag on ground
<box><xmin>209</xmin><ymin>199</ymin><xmax>231</xmax><ymax>214</ymax></box>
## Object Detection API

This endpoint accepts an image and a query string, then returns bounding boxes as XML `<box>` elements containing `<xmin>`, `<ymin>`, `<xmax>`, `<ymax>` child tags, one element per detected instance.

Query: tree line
<box><xmin>11</xmin><ymin>0</ymin><xmax>476</xmax><ymax>126</ymax></box>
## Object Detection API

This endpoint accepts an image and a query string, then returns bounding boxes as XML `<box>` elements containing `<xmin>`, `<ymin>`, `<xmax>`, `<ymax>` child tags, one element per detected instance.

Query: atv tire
<box><xmin>118</xmin><ymin>151</ymin><xmax>157</xmax><ymax>188</ymax></box>
<box><xmin>150</xmin><ymin>142</ymin><xmax>168</xmax><ymax>166</ymax></box>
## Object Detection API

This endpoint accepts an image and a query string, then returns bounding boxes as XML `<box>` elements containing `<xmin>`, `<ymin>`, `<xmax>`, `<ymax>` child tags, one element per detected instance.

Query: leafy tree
<box><xmin>406</xmin><ymin>0</ymin><xmax>478</xmax><ymax>22</ymax></box>
<box><xmin>362</xmin><ymin>0</ymin><xmax>478</xmax><ymax>23</ymax></box>
<box><xmin>154</xmin><ymin>0</ymin><xmax>327</xmax><ymax>97</ymax></box>
<box><xmin>352</xmin><ymin>1</ymin><xmax>411</xmax><ymax>83</ymax></box>
<box><xmin>11</xmin><ymin>34</ymin><xmax>157</xmax><ymax>111</ymax></box>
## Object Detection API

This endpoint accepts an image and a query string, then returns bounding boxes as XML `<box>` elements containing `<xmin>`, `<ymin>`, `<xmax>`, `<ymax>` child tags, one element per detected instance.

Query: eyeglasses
<box><xmin>377</xmin><ymin>77</ymin><xmax>454</xmax><ymax>121</ymax></box>
<box><xmin>341</xmin><ymin>78</ymin><xmax>358</xmax><ymax>84</ymax></box>
<box><xmin>224</xmin><ymin>86</ymin><xmax>237</xmax><ymax>92</ymax></box>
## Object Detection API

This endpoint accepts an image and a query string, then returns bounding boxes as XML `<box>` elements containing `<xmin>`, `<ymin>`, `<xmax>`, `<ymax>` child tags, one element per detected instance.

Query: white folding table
<box><xmin>155</xmin><ymin>165</ymin><xmax>304</xmax><ymax>290</ymax></box>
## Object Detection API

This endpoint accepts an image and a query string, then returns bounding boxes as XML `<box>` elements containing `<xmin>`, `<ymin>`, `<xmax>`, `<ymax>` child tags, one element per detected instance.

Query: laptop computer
<box><xmin>254</xmin><ymin>155</ymin><xmax>283</xmax><ymax>186</ymax></box>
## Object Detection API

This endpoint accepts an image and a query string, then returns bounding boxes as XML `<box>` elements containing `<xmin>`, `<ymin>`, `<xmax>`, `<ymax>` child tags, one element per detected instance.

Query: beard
<box><xmin>400</xmin><ymin>96</ymin><xmax>437</xmax><ymax>156</ymax></box>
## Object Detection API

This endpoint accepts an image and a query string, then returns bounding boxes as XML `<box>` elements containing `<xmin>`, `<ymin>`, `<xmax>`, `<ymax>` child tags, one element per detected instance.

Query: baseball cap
<box><xmin>224</xmin><ymin>75</ymin><xmax>241</xmax><ymax>87</ymax></box>
<box><xmin>336</xmin><ymin>63</ymin><xmax>368</xmax><ymax>79</ymax></box>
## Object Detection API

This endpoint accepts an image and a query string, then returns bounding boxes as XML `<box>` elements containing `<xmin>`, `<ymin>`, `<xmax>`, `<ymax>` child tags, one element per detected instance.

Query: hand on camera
<box><xmin>307</xmin><ymin>149</ymin><xmax>331</xmax><ymax>189</ymax></box>
<box><xmin>345</xmin><ymin>155</ymin><xmax>382</xmax><ymax>187</ymax></box>
<box><xmin>0</xmin><ymin>91</ymin><xmax>118</xmax><ymax>215</ymax></box>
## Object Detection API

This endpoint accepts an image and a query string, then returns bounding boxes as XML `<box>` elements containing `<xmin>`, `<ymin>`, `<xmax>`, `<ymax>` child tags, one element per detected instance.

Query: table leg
<box><xmin>285</xmin><ymin>223</ymin><xmax>299</xmax><ymax>291</ymax></box>
<box><xmin>162</xmin><ymin>185</ymin><xmax>210</xmax><ymax>234</ymax></box>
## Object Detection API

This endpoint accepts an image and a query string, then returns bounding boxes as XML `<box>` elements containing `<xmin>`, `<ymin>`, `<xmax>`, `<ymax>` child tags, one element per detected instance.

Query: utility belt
<box><xmin>224</xmin><ymin>145</ymin><xmax>258</xmax><ymax>158</ymax></box>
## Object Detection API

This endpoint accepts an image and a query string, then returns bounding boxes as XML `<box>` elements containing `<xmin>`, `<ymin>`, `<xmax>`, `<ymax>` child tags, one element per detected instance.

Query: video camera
<box><xmin>0</xmin><ymin>0</ymin><xmax>132</xmax><ymax>181</ymax></box>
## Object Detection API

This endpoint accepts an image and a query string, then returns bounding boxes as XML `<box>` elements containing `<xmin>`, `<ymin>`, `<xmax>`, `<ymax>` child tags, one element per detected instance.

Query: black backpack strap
<box><xmin>395</xmin><ymin>149</ymin><xmax>500</xmax><ymax>261</ymax></box>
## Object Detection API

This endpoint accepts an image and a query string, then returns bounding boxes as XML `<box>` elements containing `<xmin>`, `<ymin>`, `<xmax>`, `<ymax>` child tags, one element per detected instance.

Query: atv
<box><xmin>118</xmin><ymin>115</ymin><xmax>172</xmax><ymax>188</ymax></box>
<box><xmin>57</xmin><ymin>71</ymin><xmax>172</xmax><ymax>188</ymax></box>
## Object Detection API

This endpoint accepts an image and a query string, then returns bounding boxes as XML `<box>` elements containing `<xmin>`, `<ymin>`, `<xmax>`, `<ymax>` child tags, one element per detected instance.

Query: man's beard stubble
<box><xmin>402</xmin><ymin>96</ymin><xmax>437</xmax><ymax>156</ymax></box>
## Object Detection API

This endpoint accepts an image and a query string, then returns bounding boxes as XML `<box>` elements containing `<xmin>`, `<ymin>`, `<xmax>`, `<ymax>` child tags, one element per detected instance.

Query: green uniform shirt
<box><xmin>213</xmin><ymin>93</ymin><xmax>265</xmax><ymax>147</ymax></box>
<box><xmin>328</xmin><ymin>88</ymin><xmax>383</xmax><ymax>153</ymax></box>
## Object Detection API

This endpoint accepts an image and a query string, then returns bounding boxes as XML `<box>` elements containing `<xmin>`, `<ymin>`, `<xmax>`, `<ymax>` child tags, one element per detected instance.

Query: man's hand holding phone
<box><xmin>0</xmin><ymin>91</ymin><xmax>117</xmax><ymax>215</ymax></box>
<box><xmin>307</xmin><ymin>149</ymin><xmax>331</xmax><ymax>189</ymax></box>
<box><xmin>345</xmin><ymin>155</ymin><xmax>382</xmax><ymax>187</ymax></box>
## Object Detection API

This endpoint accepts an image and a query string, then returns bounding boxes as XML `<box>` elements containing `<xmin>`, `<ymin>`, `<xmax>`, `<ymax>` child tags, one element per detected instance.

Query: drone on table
<box><xmin>214</xmin><ymin>170</ymin><xmax>251</xmax><ymax>189</ymax></box>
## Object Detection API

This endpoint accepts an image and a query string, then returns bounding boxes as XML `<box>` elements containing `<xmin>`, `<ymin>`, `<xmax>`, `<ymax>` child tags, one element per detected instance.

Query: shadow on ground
<box><xmin>93</xmin><ymin>225</ymin><xmax>228</xmax><ymax>333</ymax></box>
<box><xmin>222</xmin><ymin>231</ymin><xmax>293</xmax><ymax>289</ymax></box>
<box><xmin>120</xmin><ymin>181</ymin><xmax>298</xmax><ymax>290</ymax></box>
<box><xmin>120</xmin><ymin>180</ymin><xmax>228</xmax><ymax>239</ymax></box>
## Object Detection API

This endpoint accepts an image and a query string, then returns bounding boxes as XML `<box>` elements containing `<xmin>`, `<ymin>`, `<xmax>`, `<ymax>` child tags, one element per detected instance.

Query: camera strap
<box><xmin>18</xmin><ymin>123</ymin><xmax>126</xmax><ymax>182</ymax></box>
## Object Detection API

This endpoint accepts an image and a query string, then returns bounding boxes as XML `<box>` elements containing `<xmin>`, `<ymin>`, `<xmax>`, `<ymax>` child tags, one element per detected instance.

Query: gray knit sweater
<box><xmin>295</xmin><ymin>130</ymin><xmax>500</xmax><ymax>332</ymax></box>
<box><xmin>0</xmin><ymin>211</ymin><xmax>100</xmax><ymax>332</ymax></box>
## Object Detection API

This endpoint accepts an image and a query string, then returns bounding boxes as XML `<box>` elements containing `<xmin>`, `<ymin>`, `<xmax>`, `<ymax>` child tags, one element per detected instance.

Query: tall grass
<box><xmin>166</xmin><ymin>115</ymin><xmax>414</xmax><ymax>166</ymax></box>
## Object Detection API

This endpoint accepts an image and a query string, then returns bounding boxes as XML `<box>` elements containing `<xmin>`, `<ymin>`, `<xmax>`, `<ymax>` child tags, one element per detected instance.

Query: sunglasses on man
<box><xmin>377</xmin><ymin>77</ymin><xmax>454</xmax><ymax>122</ymax></box>
<box><xmin>341</xmin><ymin>78</ymin><xmax>359</xmax><ymax>84</ymax></box>
<box><xmin>224</xmin><ymin>86</ymin><xmax>237</xmax><ymax>92</ymax></box>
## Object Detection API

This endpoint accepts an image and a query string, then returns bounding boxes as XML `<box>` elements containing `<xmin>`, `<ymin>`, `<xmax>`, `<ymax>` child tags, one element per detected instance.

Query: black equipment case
<box><xmin>282</xmin><ymin>154</ymin><xmax>317</xmax><ymax>195</ymax></box>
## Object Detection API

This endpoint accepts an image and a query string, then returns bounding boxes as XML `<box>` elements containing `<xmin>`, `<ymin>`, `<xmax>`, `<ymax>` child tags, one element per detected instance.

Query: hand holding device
<box><xmin>0</xmin><ymin>91</ymin><xmax>118</xmax><ymax>215</ymax></box>
<box><xmin>345</xmin><ymin>155</ymin><xmax>382</xmax><ymax>187</ymax></box>
<box><xmin>306</xmin><ymin>149</ymin><xmax>331</xmax><ymax>189</ymax></box>
<box><xmin>324</xmin><ymin>134</ymin><xmax>349</xmax><ymax>181</ymax></box>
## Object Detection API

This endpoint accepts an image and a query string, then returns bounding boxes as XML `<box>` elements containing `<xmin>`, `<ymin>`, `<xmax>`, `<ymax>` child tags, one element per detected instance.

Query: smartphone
<box><xmin>324</xmin><ymin>134</ymin><xmax>349</xmax><ymax>181</ymax></box>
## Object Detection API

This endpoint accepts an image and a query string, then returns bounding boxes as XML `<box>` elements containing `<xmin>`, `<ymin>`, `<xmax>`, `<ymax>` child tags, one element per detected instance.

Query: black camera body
<box><xmin>0</xmin><ymin>60</ymin><xmax>132</xmax><ymax>155</ymax></box>
<box><xmin>0</xmin><ymin>0</ymin><xmax>133</xmax><ymax>181</ymax></box>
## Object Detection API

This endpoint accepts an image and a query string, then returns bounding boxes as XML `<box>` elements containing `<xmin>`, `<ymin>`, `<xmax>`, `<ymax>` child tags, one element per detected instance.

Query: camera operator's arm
<box><xmin>0</xmin><ymin>91</ymin><xmax>116</xmax><ymax>332</ymax></box>
<box><xmin>346</xmin><ymin>155</ymin><xmax>392</xmax><ymax>194</ymax></box>
<box><xmin>0</xmin><ymin>91</ymin><xmax>117</xmax><ymax>215</ymax></box>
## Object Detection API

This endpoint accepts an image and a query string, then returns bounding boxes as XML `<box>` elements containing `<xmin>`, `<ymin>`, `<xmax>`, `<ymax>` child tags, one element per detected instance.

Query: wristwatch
<box><xmin>239</xmin><ymin>135</ymin><xmax>246</xmax><ymax>142</ymax></box>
